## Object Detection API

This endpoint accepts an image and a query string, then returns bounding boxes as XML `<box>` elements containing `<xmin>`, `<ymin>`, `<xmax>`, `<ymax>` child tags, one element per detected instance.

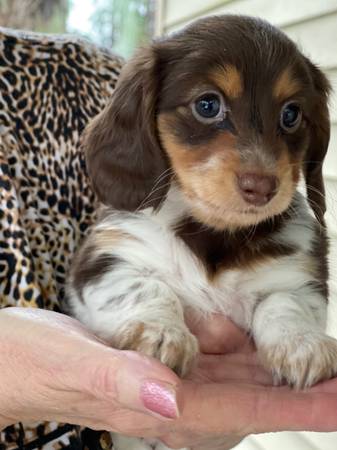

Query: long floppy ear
<box><xmin>83</xmin><ymin>47</ymin><xmax>169</xmax><ymax>210</ymax></box>
<box><xmin>304</xmin><ymin>60</ymin><xmax>331</xmax><ymax>225</ymax></box>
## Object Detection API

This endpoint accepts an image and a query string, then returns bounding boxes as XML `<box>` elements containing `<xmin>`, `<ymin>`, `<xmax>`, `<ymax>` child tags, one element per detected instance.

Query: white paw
<box><xmin>111</xmin><ymin>321</ymin><xmax>198</xmax><ymax>377</ymax></box>
<box><xmin>259</xmin><ymin>332</ymin><xmax>337</xmax><ymax>388</ymax></box>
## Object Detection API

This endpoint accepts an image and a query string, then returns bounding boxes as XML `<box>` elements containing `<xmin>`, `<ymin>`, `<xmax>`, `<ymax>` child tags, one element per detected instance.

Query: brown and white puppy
<box><xmin>66</xmin><ymin>15</ymin><xmax>335</xmax><ymax>450</ymax></box>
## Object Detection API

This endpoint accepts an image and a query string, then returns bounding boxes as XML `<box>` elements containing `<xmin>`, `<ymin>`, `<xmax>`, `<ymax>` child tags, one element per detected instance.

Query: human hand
<box><xmin>3</xmin><ymin>308</ymin><xmax>337</xmax><ymax>450</ymax></box>
<box><xmin>158</xmin><ymin>313</ymin><xmax>337</xmax><ymax>450</ymax></box>
<box><xmin>0</xmin><ymin>307</ymin><xmax>183</xmax><ymax>436</ymax></box>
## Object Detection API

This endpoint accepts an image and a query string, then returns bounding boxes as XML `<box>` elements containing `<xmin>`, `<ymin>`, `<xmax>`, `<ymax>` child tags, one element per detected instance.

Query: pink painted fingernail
<box><xmin>140</xmin><ymin>380</ymin><xmax>179</xmax><ymax>419</ymax></box>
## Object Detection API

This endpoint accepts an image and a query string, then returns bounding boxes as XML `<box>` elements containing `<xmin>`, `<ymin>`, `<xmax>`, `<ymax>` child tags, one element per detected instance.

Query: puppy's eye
<box><xmin>193</xmin><ymin>93</ymin><xmax>223</xmax><ymax>121</ymax></box>
<box><xmin>280</xmin><ymin>102</ymin><xmax>302</xmax><ymax>132</ymax></box>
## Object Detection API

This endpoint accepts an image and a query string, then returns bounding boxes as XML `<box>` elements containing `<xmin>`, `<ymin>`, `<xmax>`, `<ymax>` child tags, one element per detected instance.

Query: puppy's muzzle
<box><xmin>236</xmin><ymin>172</ymin><xmax>279</xmax><ymax>206</ymax></box>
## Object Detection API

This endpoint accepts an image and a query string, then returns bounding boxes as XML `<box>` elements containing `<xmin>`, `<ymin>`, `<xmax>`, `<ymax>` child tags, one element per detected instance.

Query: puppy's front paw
<box><xmin>113</xmin><ymin>321</ymin><xmax>198</xmax><ymax>377</ymax></box>
<box><xmin>259</xmin><ymin>332</ymin><xmax>337</xmax><ymax>388</ymax></box>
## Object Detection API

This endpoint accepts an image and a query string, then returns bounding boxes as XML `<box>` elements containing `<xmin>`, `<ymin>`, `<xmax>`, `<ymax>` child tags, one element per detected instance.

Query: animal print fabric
<box><xmin>0</xmin><ymin>27</ymin><xmax>123</xmax><ymax>449</ymax></box>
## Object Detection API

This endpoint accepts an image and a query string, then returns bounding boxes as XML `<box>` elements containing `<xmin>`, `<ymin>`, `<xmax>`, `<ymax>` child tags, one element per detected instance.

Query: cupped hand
<box><xmin>158</xmin><ymin>313</ymin><xmax>337</xmax><ymax>450</ymax></box>
<box><xmin>0</xmin><ymin>307</ymin><xmax>182</xmax><ymax>436</ymax></box>
<box><xmin>3</xmin><ymin>308</ymin><xmax>337</xmax><ymax>450</ymax></box>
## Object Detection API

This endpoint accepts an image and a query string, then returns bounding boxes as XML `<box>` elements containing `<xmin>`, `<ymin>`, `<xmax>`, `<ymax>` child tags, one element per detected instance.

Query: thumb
<box><xmin>78</xmin><ymin>347</ymin><xmax>183</xmax><ymax>420</ymax></box>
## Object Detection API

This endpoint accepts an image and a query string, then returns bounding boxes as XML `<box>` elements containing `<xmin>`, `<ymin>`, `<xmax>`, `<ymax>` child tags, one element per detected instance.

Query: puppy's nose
<box><xmin>237</xmin><ymin>173</ymin><xmax>279</xmax><ymax>206</ymax></box>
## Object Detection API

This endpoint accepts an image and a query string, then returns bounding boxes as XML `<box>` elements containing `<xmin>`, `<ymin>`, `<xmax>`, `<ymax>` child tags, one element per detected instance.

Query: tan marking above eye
<box><xmin>209</xmin><ymin>65</ymin><xmax>243</xmax><ymax>99</ymax></box>
<box><xmin>273</xmin><ymin>68</ymin><xmax>301</xmax><ymax>100</ymax></box>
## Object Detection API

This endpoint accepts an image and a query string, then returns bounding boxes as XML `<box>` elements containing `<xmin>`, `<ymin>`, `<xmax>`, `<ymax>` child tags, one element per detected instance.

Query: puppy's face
<box><xmin>158</xmin><ymin>62</ymin><xmax>306</xmax><ymax>229</ymax></box>
<box><xmin>85</xmin><ymin>16</ymin><xmax>330</xmax><ymax>230</ymax></box>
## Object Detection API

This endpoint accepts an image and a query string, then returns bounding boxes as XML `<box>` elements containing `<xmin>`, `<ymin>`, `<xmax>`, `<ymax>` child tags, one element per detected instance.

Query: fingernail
<box><xmin>140</xmin><ymin>380</ymin><xmax>179</xmax><ymax>419</ymax></box>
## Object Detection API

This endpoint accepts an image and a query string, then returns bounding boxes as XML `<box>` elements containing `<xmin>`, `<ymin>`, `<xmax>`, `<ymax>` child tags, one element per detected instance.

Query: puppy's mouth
<box><xmin>184</xmin><ymin>189</ymin><xmax>292</xmax><ymax>228</ymax></box>
<box><xmin>197</xmin><ymin>196</ymin><xmax>269</xmax><ymax>216</ymax></box>
<box><xmin>188</xmin><ymin>191</ymin><xmax>269</xmax><ymax>215</ymax></box>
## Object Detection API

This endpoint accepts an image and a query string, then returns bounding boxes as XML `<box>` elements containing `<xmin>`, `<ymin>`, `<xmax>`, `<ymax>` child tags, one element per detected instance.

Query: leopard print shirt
<box><xmin>0</xmin><ymin>27</ymin><xmax>123</xmax><ymax>449</ymax></box>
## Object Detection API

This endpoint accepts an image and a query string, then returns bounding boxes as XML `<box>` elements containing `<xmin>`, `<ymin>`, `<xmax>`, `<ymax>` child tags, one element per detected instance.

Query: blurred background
<box><xmin>0</xmin><ymin>0</ymin><xmax>156</xmax><ymax>58</ymax></box>
<box><xmin>0</xmin><ymin>1</ymin><xmax>337</xmax><ymax>449</ymax></box>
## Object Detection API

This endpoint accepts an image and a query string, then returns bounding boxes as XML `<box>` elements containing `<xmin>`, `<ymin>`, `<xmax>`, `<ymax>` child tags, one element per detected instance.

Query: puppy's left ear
<box><xmin>83</xmin><ymin>46</ymin><xmax>169</xmax><ymax>211</ymax></box>
<box><xmin>304</xmin><ymin>60</ymin><xmax>331</xmax><ymax>225</ymax></box>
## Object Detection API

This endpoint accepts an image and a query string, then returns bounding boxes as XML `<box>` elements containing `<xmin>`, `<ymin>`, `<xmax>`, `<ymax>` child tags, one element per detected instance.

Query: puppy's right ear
<box><xmin>83</xmin><ymin>47</ymin><xmax>169</xmax><ymax>210</ymax></box>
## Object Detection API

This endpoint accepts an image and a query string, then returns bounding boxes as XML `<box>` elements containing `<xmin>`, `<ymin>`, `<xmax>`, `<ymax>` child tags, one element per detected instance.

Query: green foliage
<box><xmin>90</xmin><ymin>0</ymin><xmax>153</xmax><ymax>57</ymax></box>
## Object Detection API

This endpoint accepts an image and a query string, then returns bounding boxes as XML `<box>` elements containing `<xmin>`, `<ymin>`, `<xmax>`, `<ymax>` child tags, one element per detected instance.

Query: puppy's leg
<box><xmin>253</xmin><ymin>289</ymin><xmax>337</xmax><ymax>388</ymax></box>
<box><xmin>67</xmin><ymin>254</ymin><xmax>198</xmax><ymax>377</ymax></box>
<box><xmin>100</xmin><ymin>279</ymin><xmax>198</xmax><ymax>377</ymax></box>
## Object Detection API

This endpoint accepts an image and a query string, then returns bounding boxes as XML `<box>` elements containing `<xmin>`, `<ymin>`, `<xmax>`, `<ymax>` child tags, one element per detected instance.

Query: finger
<box><xmin>308</xmin><ymin>377</ymin><xmax>337</xmax><ymax>393</ymax></box>
<box><xmin>190</xmin><ymin>353</ymin><xmax>273</xmax><ymax>385</ymax></box>
<box><xmin>185</xmin><ymin>312</ymin><xmax>253</xmax><ymax>354</ymax></box>
<box><xmin>177</xmin><ymin>381</ymin><xmax>337</xmax><ymax>435</ymax></box>
<box><xmin>71</xmin><ymin>349</ymin><xmax>183</xmax><ymax>421</ymax></box>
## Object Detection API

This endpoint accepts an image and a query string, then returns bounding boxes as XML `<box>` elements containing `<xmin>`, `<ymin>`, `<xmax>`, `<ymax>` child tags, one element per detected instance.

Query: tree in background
<box><xmin>0</xmin><ymin>0</ymin><xmax>68</xmax><ymax>33</ymax></box>
<box><xmin>90</xmin><ymin>0</ymin><xmax>155</xmax><ymax>57</ymax></box>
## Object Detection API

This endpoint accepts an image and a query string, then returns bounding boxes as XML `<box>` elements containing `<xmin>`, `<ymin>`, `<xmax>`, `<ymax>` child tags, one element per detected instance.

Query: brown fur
<box><xmin>175</xmin><ymin>213</ymin><xmax>296</xmax><ymax>278</ymax></box>
<box><xmin>71</xmin><ymin>244</ymin><xmax>120</xmax><ymax>300</ymax></box>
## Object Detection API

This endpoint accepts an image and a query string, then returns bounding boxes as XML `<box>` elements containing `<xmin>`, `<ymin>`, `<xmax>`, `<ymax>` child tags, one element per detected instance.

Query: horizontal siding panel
<box><xmin>324</xmin><ymin>123</ymin><xmax>337</xmax><ymax>178</ymax></box>
<box><xmin>164</xmin><ymin>0</ymin><xmax>228</xmax><ymax>27</ymax></box>
<box><xmin>327</xmin><ymin>69</ymin><xmax>337</xmax><ymax>123</ymax></box>
<box><xmin>327</xmin><ymin>237</ymin><xmax>337</xmax><ymax>338</ymax></box>
<box><xmin>325</xmin><ymin>178</ymin><xmax>337</xmax><ymax>236</ymax></box>
<box><xmin>236</xmin><ymin>436</ymin><xmax>265</xmax><ymax>450</ymax></box>
<box><xmin>300</xmin><ymin>431</ymin><xmax>337</xmax><ymax>450</ymax></box>
<box><xmin>241</xmin><ymin>432</ymin><xmax>319</xmax><ymax>450</ymax></box>
<box><xmin>164</xmin><ymin>0</ymin><xmax>337</xmax><ymax>30</ymax></box>
<box><xmin>284</xmin><ymin>13</ymin><xmax>337</xmax><ymax>69</ymax></box>
<box><xmin>251</xmin><ymin>431</ymin><xmax>337</xmax><ymax>450</ymax></box>
<box><xmin>238</xmin><ymin>432</ymin><xmax>337</xmax><ymax>450</ymax></box>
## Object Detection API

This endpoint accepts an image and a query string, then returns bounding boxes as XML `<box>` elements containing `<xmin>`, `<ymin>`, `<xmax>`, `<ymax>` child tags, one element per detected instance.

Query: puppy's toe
<box><xmin>259</xmin><ymin>332</ymin><xmax>337</xmax><ymax>389</ymax></box>
<box><xmin>154</xmin><ymin>324</ymin><xmax>199</xmax><ymax>377</ymax></box>
<box><xmin>113</xmin><ymin>321</ymin><xmax>199</xmax><ymax>377</ymax></box>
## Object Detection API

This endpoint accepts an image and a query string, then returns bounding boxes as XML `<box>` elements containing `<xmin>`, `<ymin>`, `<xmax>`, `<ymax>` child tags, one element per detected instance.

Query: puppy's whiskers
<box><xmin>136</xmin><ymin>168</ymin><xmax>174</xmax><ymax>211</ymax></box>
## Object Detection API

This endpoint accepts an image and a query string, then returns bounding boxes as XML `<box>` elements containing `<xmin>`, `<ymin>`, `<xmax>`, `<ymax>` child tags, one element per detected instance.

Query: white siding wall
<box><xmin>157</xmin><ymin>1</ymin><xmax>337</xmax><ymax>449</ymax></box>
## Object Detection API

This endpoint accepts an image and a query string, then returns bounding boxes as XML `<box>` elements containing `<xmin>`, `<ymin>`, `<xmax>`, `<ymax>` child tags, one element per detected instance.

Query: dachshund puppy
<box><xmin>66</xmin><ymin>15</ymin><xmax>335</xmax><ymax>450</ymax></box>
